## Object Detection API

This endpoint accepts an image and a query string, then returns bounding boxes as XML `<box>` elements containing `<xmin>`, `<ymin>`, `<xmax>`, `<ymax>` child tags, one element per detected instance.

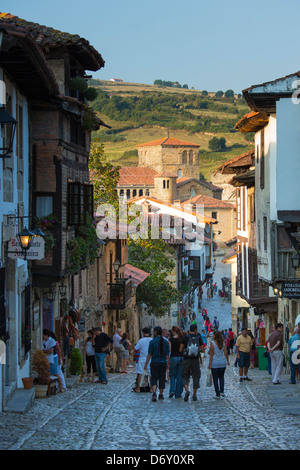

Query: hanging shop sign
<box><xmin>8</xmin><ymin>237</ymin><xmax>45</xmax><ymax>260</ymax></box>
<box><xmin>282</xmin><ymin>282</ymin><xmax>300</xmax><ymax>299</ymax></box>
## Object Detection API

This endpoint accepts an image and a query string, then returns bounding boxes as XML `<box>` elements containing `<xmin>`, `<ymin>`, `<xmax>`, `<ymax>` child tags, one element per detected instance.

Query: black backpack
<box><xmin>184</xmin><ymin>334</ymin><xmax>200</xmax><ymax>358</ymax></box>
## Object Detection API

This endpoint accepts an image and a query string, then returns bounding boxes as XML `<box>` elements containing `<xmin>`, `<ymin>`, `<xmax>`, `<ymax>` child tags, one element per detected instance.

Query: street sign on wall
<box><xmin>282</xmin><ymin>282</ymin><xmax>300</xmax><ymax>299</ymax></box>
<box><xmin>8</xmin><ymin>237</ymin><xmax>45</xmax><ymax>260</ymax></box>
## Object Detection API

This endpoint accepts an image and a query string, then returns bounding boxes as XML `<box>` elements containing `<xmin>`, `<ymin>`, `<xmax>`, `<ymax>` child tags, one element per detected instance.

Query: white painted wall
<box><xmin>276</xmin><ymin>97</ymin><xmax>300</xmax><ymax>212</ymax></box>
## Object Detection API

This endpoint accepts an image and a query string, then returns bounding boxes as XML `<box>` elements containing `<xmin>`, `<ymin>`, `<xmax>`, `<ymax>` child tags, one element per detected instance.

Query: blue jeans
<box><xmin>169</xmin><ymin>356</ymin><xmax>183</xmax><ymax>397</ymax></box>
<box><xmin>290</xmin><ymin>351</ymin><xmax>300</xmax><ymax>384</ymax></box>
<box><xmin>267</xmin><ymin>352</ymin><xmax>272</xmax><ymax>375</ymax></box>
<box><xmin>95</xmin><ymin>353</ymin><xmax>107</xmax><ymax>382</ymax></box>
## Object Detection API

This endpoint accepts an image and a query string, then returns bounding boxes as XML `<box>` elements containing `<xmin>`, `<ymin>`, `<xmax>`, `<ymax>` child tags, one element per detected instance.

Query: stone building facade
<box><xmin>137</xmin><ymin>137</ymin><xmax>200</xmax><ymax>178</ymax></box>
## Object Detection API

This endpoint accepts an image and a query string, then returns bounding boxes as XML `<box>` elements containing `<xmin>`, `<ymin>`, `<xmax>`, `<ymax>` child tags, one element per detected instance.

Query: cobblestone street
<box><xmin>1</xmin><ymin>353</ymin><xmax>300</xmax><ymax>451</ymax></box>
<box><xmin>1</xmin><ymin>256</ymin><xmax>299</xmax><ymax>451</ymax></box>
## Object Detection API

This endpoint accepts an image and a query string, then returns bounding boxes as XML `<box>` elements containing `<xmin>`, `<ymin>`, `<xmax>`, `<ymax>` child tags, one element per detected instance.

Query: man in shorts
<box><xmin>235</xmin><ymin>327</ymin><xmax>253</xmax><ymax>382</ymax></box>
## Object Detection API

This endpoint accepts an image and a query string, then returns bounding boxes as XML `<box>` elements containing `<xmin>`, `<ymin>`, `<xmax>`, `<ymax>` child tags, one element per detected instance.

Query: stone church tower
<box><xmin>137</xmin><ymin>137</ymin><xmax>200</xmax><ymax>179</ymax></box>
<box><xmin>154</xmin><ymin>171</ymin><xmax>177</xmax><ymax>204</ymax></box>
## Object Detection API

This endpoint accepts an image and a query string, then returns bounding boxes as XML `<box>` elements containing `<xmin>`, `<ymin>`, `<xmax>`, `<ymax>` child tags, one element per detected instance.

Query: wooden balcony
<box><xmin>106</xmin><ymin>278</ymin><xmax>132</xmax><ymax>310</ymax></box>
<box><xmin>274</xmin><ymin>249</ymin><xmax>298</xmax><ymax>281</ymax></box>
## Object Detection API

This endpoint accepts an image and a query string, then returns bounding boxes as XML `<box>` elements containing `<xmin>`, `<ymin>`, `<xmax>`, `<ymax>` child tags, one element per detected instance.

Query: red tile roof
<box><xmin>214</xmin><ymin>150</ymin><xmax>255</xmax><ymax>175</ymax></box>
<box><xmin>182</xmin><ymin>194</ymin><xmax>234</xmax><ymax>209</ymax></box>
<box><xmin>155</xmin><ymin>171</ymin><xmax>177</xmax><ymax>178</ymax></box>
<box><xmin>136</xmin><ymin>137</ymin><xmax>200</xmax><ymax>148</ymax></box>
<box><xmin>125</xmin><ymin>264</ymin><xmax>150</xmax><ymax>286</ymax></box>
<box><xmin>0</xmin><ymin>12</ymin><xmax>104</xmax><ymax>71</ymax></box>
<box><xmin>118</xmin><ymin>167</ymin><xmax>158</xmax><ymax>186</ymax></box>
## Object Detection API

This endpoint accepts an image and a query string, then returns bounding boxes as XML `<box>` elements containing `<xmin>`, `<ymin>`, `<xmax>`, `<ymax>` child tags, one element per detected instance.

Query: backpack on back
<box><xmin>185</xmin><ymin>334</ymin><xmax>200</xmax><ymax>358</ymax></box>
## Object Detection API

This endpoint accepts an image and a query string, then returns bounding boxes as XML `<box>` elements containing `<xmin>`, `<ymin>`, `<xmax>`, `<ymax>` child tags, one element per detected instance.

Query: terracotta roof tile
<box><xmin>136</xmin><ymin>137</ymin><xmax>200</xmax><ymax>148</ymax></box>
<box><xmin>0</xmin><ymin>12</ymin><xmax>104</xmax><ymax>70</ymax></box>
<box><xmin>214</xmin><ymin>150</ymin><xmax>255</xmax><ymax>175</ymax></box>
<box><xmin>118</xmin><ymin>167</ymin><xmax>158</xmax><ymax>186</ymax></box>
<box><xmin>125</xmin><ymin>264</ymin><xmax>150</xmax><ymax>286</ymax></box>
<box><xmin>155</xmin><ymin>171</ymin><xmax>177</xmax><ymax>178</ymax></box>
<box><xmin>183</xmin><ymin>194</ymin><xmax>234</xmax><ymax>209</ymax></box>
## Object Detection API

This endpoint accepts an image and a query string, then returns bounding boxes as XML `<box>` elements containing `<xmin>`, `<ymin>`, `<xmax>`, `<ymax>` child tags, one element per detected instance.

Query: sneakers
<box><xmin>244</xmin><ymin>377</ymin><xmax>252</xmax><ymax>381</ymax></box>
<box><xmin>239</xmin><ymin>377</ymin><xmax>244</xmax><ymax>383</ymax></box>
<box><xmin>192</xmin><ymin>395</ymin><xmax>197</xmax><ymax>401</ymax></box>
<box><xmin>184</xmin><ymin>391</ymin><xmax>190</xmax><ymax>402</ymax></box>
<box><xmin>158</xmin><ymin>394</ymin><xmax>164</xmax><ymax>400</ymax></box>
<box><xmin>152</xmin><ymin>393</ymin><xmax>157</xmax><ymax>402</ymax></box>
<box><xmin>220</xmin><ymin>393</ymin><xmax>225</xmax><ymax>398</ymax></box>
<box><xmin>169</xmin><ymin>392</ymin><xmax>175</xmax><ymax>398</ymax></box>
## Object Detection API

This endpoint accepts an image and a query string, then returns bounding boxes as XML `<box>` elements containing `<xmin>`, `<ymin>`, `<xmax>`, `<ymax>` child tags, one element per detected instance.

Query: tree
<box><xmin>128</xmin><ymin>237</ymin><xmax>181</xmax><ymax>317</ymax></box>
<box><xmin>225</xmin><ymin>89</ymin><xmax>234</xmax><ymax>98</ymax></box>
<box><xmin>201</xmin><ymin>90</ymin><xmax>208</xmax><ymax>96</ymax></box>
<box><xmin>208</xmin><ymin>136</ymin><xmax>226</xmax><ymax>151</ymax></box>
<box><xmin>215</xmin><ymin>90</ymin><xmax>224</xmax><ymax>97</ymax></box>
<box><xmin>89</xmin><ymin>139</ymin><xmax>120</xmax><ymax>210</ymax></box>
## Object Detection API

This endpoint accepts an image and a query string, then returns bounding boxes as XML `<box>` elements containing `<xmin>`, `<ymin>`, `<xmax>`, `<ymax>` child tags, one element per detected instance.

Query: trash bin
<box><xmin>257</xmin><ymin>345</ymin><xmax>268</xmax><ymax>371</ymax></box>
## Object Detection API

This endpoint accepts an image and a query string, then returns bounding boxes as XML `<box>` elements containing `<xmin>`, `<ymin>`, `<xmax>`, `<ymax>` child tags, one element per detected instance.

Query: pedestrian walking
<box><xmin>213</xmin><ymin>316</ymin><xmax>219</xmax><ymax>331</ymax></box>
<box><xmin>228</xmin><ymin>328</ymin><xmax>235</xmax><ymax>354</ymax></box>
<box><xmin>84</xmin><ymin>329</ymin><xmax>97</xmax><ymax>382</ymax></box>
<box><xmin>43</xmin><ymin>329</ymin><xmax>63</xmax><ymax>392</ymax></box>
<box><xmin>51</xmin><ymin>332</ymin><xmax>66</xmax><ymax>392</ymax></box>
<box><xmin>201</xmin><ymin>329</ymin><xmax>208</xmax><ymax>361</ymax></box>
<box><xmin>133</xmin><ymin>327</ymin><xmax>152</xmax><ymax>393</ymax></box>
<box><xmin>288</xmin><ymin>327</ymin><xmax>300</xmax><ymax>384</ymax></box>
<box><xmin>221</xmin><ymin>290</ymin><xmax>225</xmax><ymax>305</ymax></box>
<box><xmin>207</xmin><ymin>287</ymin><xmax>212</xmax><ymax>301</ymax></box>
<box><xmin>248</xmin><ymin>330</ymin><xmax>256</xmax><ymax>369</ymax></box>
<box><xmin>168</xmin><ymin>326</ymin><xmax>184</xmax><ymax>398</ymax></box>
<box><xmin>268</xmin><ymin>323</ymin><xmax>284</xmax><ymax>385</ymax></box>
<box><xmin>208</xmin><ymin>331</ymin><xmax>230</xmax><ymax>399</ymax></box>
<box><xmin>180</xmin><ymin>323</ymin><xmax>204</xmax><ymax>402</ymax></box>
<box><xmin>144</xmin><ymin>326</ymin><xmax>170</xmax><ymax>402</ymax></box>
<box><xmin>113</xmin><ymin>328</ymin><xmax>123</xmax><ymax>373</ymax></box>
<box><xmin>235</xmin><ymin>327</ymin><xmax>253</xmax><ymax>382</ymax></box>
<box><xmin>120</xmin><ymin>333</ymin><xmax>132</xmax><ymax>373</ymax></box>
<box><xmin>92</xmin><ymin>327</ymin><xmax>113</xmax><ymax>384</ymax></box>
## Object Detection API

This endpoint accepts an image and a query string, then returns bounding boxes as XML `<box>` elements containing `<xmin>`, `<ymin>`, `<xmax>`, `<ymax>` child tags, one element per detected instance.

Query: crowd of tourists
<box><xmin>73</xmin><ymin>303</ymin><xmax>300</xmax><ymax>400</ymax></box>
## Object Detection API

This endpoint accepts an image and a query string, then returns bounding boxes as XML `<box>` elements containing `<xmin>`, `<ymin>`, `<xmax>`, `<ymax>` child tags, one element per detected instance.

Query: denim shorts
<box><xmin>238</xmin><ymin>351</ymin><xmax>250</xmax><ymax>368</ymax></box>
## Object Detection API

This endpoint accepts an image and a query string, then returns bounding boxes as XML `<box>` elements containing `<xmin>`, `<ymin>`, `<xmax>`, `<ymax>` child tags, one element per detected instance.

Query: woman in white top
<box><xmin>85</xmin><ymin>330</ymin><xmax>96</xmax><ymax>382</ymax></box>
<box><xmin>208</xmin><ymin>330</ymin><xmax>230</xmax><ymax>398</ymax></box>
<box><xmin>133</xmin><ymin>327</ymin><xmax>152</xmax><ymax>392</ymax></box>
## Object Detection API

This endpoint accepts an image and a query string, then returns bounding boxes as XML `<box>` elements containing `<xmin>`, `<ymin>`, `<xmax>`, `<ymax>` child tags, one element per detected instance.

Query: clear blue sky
<box><xmin>1</xmin><ymin>0</ymin><xmax>299</xmax><ymax>93</ymax></box>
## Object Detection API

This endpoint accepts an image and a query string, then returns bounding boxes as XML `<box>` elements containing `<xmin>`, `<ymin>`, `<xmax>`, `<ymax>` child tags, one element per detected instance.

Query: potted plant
<box><xmin>69</xmin><ymin>348</ymin><xmax>83</xmax><ymax>376</ymax></box>
<box><xmin>31</xmin><ymin>349</ymin><xmax>51</xmax><ymax>398</ymax></box>
<box><xmin>22</xmin><ymin>377</ymin><xmax>34</xmax><ymax>389</ymax></box>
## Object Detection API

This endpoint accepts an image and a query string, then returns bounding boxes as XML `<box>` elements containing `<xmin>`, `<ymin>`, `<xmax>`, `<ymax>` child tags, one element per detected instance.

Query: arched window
<box><xmin>163</xmin><ymin>180</ymin><xmax>166</xmax><ymax>189</ymax></box>
<box><xmin>189</xmin><ymin>150</ymin><xmax>193</xmax><ymax>164</ymax></box>
<box><xmin>182</xmin><ymin>150</ymin><xmax>187</xmax><ymax>164</ymax></box>
<box><xmin>126</xmin><ymin>189</ymin><xmax>131</xmax><ymax>199</ymax></box>
<box><xmin>120</xmin><ymin>189</ymin><xmax>124</xmax><ymax>197</ymax></box>
<box><xmin>167</xmin><ymin>180</ymin><xmax>170</xmax><ymax>189</ymax></box>
<box><xmin>139</xmin><ymin>189</ymin><xmax>143</xmax><ymax>196</ymax></box>
<box><xmin>133</xmin><ymin>189</ymin><xmax>137</xmax><ymax>197</ymax></box>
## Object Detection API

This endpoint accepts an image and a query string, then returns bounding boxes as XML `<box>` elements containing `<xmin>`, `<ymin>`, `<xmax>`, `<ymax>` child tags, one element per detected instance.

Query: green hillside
<box><xmin>88</xmin><ymin>79</ymin><xmax>253</xmax><ymax>180</ymax></box>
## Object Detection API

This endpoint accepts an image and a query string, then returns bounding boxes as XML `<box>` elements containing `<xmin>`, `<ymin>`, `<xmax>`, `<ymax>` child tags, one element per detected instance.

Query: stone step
<box><xmin>4</xmin><ymin>388</ymin><xmax>35</xmax><ymax>414</ymax></box>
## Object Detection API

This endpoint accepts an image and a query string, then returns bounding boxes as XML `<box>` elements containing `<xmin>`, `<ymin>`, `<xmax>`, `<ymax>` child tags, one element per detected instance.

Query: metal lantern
<box><xmin>113</xmin><ymin>259</ymin><xmax>120</xmax><ymax>272</ymax></box>
<box><xmin>46</xmin><ymin>287</ymin><xmax>56</xmax><ymax>302</ymax></box>
<box><xmin>17</xmin><ymin>227</ymin><xmax>34</xmax><ymax>252</ymax></box>
<box><xmin>291</xmin><ymin>253</ymin><xmax>300</xmax><ymax>269</ymax></box>
<box><xmin>59</xmin><ymin>280</ymin><xmax>67</xmax><ymax>297</ymax></box>
<box><xmin>0</xmin><ymin>107</ymin><xmax>17</xmax><ymax>158</ymax></box>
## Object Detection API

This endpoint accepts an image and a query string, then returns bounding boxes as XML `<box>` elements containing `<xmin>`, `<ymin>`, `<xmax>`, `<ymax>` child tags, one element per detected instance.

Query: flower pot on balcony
<box><xmin>22</xmin><ymin>377</ymin><xmax>34</xmax><ymax>389</ymax></box>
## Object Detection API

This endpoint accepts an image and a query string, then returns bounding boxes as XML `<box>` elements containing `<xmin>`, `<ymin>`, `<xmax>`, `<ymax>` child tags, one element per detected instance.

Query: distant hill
<box><xmin>88</xmin><ymin>79</ymin><xmax>253</xmax><ymax>180</ymax></box>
